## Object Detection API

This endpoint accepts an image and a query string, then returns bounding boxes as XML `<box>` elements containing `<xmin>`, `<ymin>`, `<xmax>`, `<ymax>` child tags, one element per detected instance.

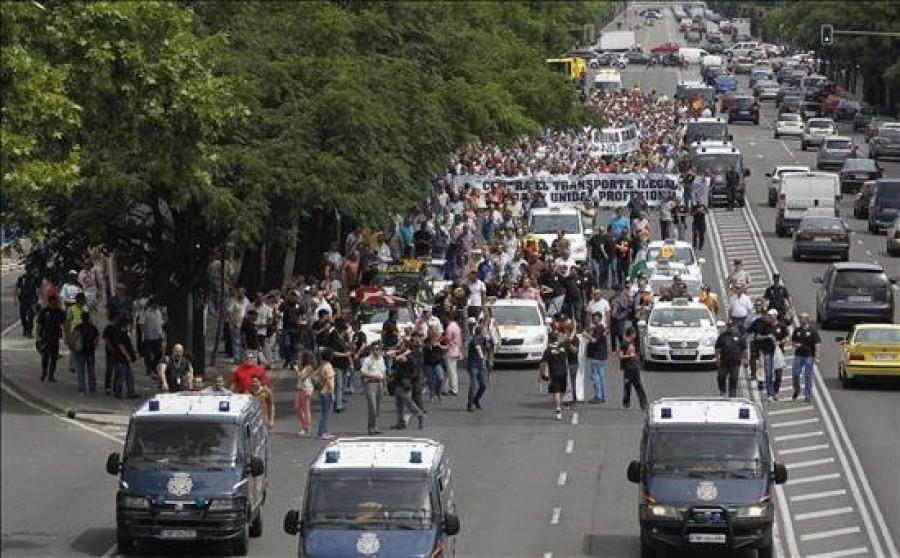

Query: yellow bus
<box><xmin>546</xmin><ymin>57</ymin><xmax>587</xmax><ymax>82</ymax></box>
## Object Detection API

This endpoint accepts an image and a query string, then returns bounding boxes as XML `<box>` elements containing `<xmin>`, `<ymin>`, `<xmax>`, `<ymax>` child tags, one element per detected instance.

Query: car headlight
<box><xmin>208</xmin><ymin>498</ymin><xmax>242</xmax><ymax>511</ymax></box>
<box><xmin>123</xmin><ymin>496</ymin><xmax>150</xmax><ymax>510</ymax></box>
<box><xmin>530</xmin><ymin>333</ymin><xmax>547</xmax><ymax>345</ymax></box>
<box><xmin>701</xmin><ymin>337</ymin><xmax>715</xmax><ymax>347</ymax></box>
<box><xmin>735</xmin><ymin>504</ymin><xmax>768</xmax><ymax>518</ymax></box>
<box><xmin>649</xmin><ymin>504</ymin><xmax>679</xmax><ymax>518</ymax></box>
<box><xmin>649</xmin><ymin>336</ymin><xmax>666</xmax><ymax>346</ymax></box>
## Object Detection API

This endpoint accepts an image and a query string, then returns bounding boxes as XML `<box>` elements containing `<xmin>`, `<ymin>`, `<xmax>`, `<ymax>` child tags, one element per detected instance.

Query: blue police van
<box><xmin>105</xmin><ymin>393</ymin><xmax>268</xmax><ymax>555</ymax></box>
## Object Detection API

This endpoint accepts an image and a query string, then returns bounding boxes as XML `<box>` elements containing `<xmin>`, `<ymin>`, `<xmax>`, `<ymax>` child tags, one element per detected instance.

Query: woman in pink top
<box><xmin>517</xmin><ymin>277</ymin><xmax>541</xmax><ymax>301</ymax></box>
<box><xmin>443</xmin><ymin>312</ymin><xmax>462</xmax><ymax>396</ymax></box>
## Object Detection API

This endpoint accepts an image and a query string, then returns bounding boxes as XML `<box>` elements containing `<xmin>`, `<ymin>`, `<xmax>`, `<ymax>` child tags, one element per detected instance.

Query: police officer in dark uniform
<box><xmin>714</xmin><ymin>321</ymin><xmax>748</xmax><ymax>397</ymax></box>
<box><xmin>763</xmin><ymin>273</ymin><xmax>792</xmax><ymax>324</ymax></box>
<box><xmin>725</xmin><ymin>167</ymin><xmax>741</xmax><ymax>211</ymax></box>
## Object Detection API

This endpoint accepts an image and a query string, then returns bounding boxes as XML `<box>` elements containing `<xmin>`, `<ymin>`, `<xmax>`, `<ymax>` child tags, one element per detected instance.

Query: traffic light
<box><xmin>821</xmin><ymin>24</ymin><xmax>834</xmax><ymax>45</ymax></box>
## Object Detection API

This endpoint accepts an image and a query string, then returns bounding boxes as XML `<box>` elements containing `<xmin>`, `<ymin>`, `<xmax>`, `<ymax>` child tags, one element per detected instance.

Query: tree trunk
<box><xmin>209</xmin><ymin>256</ymin><xmax>226</xmax><ymax>367</ymax></box>
<box><xmin>191</xmin><ymin>290</ymin><xmax>206</xmax><ymax>375</ymax></box>
<box><xmin>166</xmin><ymin>287</ymin><xmax>193</xmax><ymax>364</ymax></box>
<box><xmin>282</xmin><ymin>219</ymin><xmax>299</xmax><ymax>287</ymax></box>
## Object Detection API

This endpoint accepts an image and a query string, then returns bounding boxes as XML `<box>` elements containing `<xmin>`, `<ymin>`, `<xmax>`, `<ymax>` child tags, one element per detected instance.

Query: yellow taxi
<box><xmin>836</xmin><ymin>324</ymin><xmax>900</xmax><ymax>387</ymax></box>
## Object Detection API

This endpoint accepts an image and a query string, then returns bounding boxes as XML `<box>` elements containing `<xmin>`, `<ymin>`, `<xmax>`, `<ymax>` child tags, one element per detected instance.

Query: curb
<box><xmin>1</xmin><ymin>371</ymin><xmax>131</xmax><ymax>427</ymax></box>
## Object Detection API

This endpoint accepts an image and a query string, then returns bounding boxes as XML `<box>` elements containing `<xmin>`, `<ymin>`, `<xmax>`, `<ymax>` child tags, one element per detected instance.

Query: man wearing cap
<box><xmin>715</xmin><ymin>320</ymin><xmax>748</xmax><ymax>397</ymax></box>
<box><xmin>763</xmin><ymin>273</ymin><xmax>792</xmax><ymax>322</ymax></box>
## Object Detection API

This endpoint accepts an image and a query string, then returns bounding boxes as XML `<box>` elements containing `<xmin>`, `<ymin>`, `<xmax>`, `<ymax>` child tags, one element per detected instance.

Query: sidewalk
<box><xmin>0</xmin><ymin>326</ymin><xmax>294</xmax><ymax>427</ymax></box>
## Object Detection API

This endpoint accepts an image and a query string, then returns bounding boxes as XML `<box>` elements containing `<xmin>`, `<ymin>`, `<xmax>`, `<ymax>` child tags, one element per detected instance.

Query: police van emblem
<box><xmin>167</xmin><ymin>473</ymin><xmax>193</xmax><ymax>496</ymax></box>
<box><xmin>356</xmin><ymin>532</ymin><xmax>380</xmax><ymax>555</ymax></box>
<box><xmin>696</xmin><ymin>481</ymin><xmax>718</xmax><ymax>501</ymax></box>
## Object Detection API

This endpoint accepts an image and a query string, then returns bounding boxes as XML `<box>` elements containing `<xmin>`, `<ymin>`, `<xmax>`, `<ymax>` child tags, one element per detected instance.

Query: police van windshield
<box><xmin>649</xmin><ymin>307</ymin><xmax>712</xmax><ymax>327</ymax></box>
<box><xmin>685</xmin><ymin>122</ymin><xmax>728</xmax><ymax>143</ymax></box>
<box><xmin>692</xmin><ymin>153</ymin><xmax>741</xmax><ymax>174</ymax></box>
<box><xmin>531</xmin><ymin>214</ymin><xmax>581</xmax><ymax>234</ymax></box>
<box><xmin>648</xmin><ymin>430</ymin><xmax>765</xmax><ymax>477</ymax></box>
<box><xmin>124</xmin><ymin>420</ymin><xmax>239</xmax><ymax>468</ymax></box>
<box><xmin>306</xmin><ymin>474</ymin><xmax>435</xmax><ymax>530</ymax></box>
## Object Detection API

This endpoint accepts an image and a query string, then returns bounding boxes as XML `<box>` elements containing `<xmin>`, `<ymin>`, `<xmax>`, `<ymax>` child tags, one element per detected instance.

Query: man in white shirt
<box><xmin>466</xmin><ymin>271</ymin><xmax>487</xmax><ymax>321</ymax></box>
<box><xmin>140</xmin><ymin>298</ymin><xmax>165</xmax><ymax>376</ymax></box>
<box><xmin>361</xmin><ymin>342</ymin><xmax>388</xmax><ymax>435</ymax></box>
<box><xmin>728</xmin><ymin>285</ymin><xmax>753</xmax><ymax>333</ymax></box>
<box><xmin>586</xmin><ymin>288</ymin><xmax>611</xmax><ymax>328</ymax></box>
<box><xmin>228</xmin><ymin>287</ymin><xmax>250</xmax><ymax>364</ymax></box>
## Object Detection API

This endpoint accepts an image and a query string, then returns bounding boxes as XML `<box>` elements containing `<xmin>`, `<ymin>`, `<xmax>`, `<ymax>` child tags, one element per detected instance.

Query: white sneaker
<box><xmin>555</xmin><ymin>410</ymin><xmax>562</xmax><ymax>421</ymax></box>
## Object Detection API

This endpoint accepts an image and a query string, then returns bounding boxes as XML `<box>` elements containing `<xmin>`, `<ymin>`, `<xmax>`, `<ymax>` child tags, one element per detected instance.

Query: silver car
<box><xmin>816</xmin><ymin>136</ymin><xmax>857</xmax><ymax>170</ymax></box>
<box><xmin>801</xmin><ymin>118</ymin><xmax>837</xmax><ymax>151</ymax></box>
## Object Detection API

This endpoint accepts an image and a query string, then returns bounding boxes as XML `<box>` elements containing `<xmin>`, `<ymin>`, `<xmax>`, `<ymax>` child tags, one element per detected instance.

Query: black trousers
<box><xmin>622</xmin><ymin>366</ymin><xmax>648</xmax><ymax>409</ymax></box>
<box><xmin>717</xmin><ymin>361</ymin><xmax>740</xmax><ymax>397</ymax></box>
<box><xmin>20</xmin><ymin>302</ymin><xmax>35</xmax><ymax>336</ymax></box>
<box><xmin>41</xmin><ymin>338</ymin><xmax>60</xmax><ymax>379</ymax></box>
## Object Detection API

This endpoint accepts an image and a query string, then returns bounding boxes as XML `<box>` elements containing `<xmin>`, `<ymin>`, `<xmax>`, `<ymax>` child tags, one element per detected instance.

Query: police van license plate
<box><xmin>672</xmin><ymin>349</ymin><xmax>696</xmax><ymax>356</ymax></box>
<box><xmin>160</xmin><ymin>529</ymin><xmax>196</xmax><ymax>539</ymax></box>
<box><xmin>689</xmin><ymin>533</ymin><xmax>726</xmax><ymax>544</ymax></box>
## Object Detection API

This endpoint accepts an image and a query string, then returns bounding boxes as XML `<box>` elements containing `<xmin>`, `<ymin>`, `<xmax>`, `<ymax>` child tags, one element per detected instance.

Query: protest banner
<box><xmin>453</xmin><ymin>173</ymin><xmax>682</xmax><ymax>208</ymax></box>
<box><xmin>589</xmin><ymin>123</ymin><xmax>640</xmax><ymax>156</ymax></box>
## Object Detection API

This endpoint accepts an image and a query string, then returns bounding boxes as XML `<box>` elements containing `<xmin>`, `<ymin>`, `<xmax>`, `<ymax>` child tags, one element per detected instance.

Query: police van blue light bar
<box><xmin>148</xmin><ymin>400</ymin><xmax>160</xmax><ymax>412</ymax></box>
<box><xmin>325</xmin><ymin>450</ymin><xmax>340</xmax><ymax>463</ymax></box>
<box><xmin>410</xmin><ymin>451</ymin><xmax>422</xmax><ymax>463</ymax></box>
<box><xmin>661</xmin><ymin>407</ymin><xmax>673</xmax><ymax>419</ymax></box>
<box><xmin>739</xmin><ymin>408</ymin><xmax>750</xmax><ymax>420</ymax></box>
<box><xmin>219</xmin><ymin>401</ymin><xmax>230</xmax><ymax>412</ymax></box>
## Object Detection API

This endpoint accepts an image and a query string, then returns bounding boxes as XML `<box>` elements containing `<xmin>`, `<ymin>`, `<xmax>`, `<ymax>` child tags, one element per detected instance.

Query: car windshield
<box><xmin>879</xmin><ymin>130</ymin><xmax>900</xmax><ymax>140</ymax></box>
<box><xmin>423</xmin><ymin>264</ymin><xmax>445</xmax><ymax>282</ymax></box>
<box><xmin>684</xmin><ymin>87</ymin><xmax>716</xmax><ymax>102</ymax></box>
<box><xmin>647</xmin><ymin>245</ymin><xmax>695</xmax><ymax>265</ymax></box>
<box><xmin>876</xmin><ymin>182</ymin><xmax>900</xmax><ymax>199</ymax></box>
<box><xmin>833</xmin><ymin>271</ymin><xmax>889</xmax><ymax>289</ymax></box>
<box><xmin>492</xmin><ymin>305</ymin><xmax>544</xmax><ymax>327</ymax></box>
<box><xmin>783</xmin><ymin>97</ymin><xmax>802</xmax><ymax>106</ymax></box>
<box><xmin>799</xmin><ymin>217</ymin><xmax>843</xmax><ymax>231</ymax></box>
<box><xmin>692</xmin><ymin>153</ymin><xmax>741</xmax><ymax>174</ymax></box>
<box><xmin>734</xmin><ymin>97</ymin><xmax>755</xmax><ymax>108</ymax></box>
<box><xmin>686</xmin><ymin>122</ymin><xmax>728</xmax><ymax>141</ymax></box>
<box><xmin>854</xmin><ymin>329</ymin><xmax>900</xmax><ymax>344</ymax></box>
<box><xmin>531</xmin><ymin>214</ymin><xmax>581</xmax><ymax>234</ymax></box>
<box><xmin>648</xmin><ymin>430</ymin><xmax>765</xmax><ymax>477</ymax></box>
<box><xmin>649</xmin><ymin>307</ymin><xmax>712</xmax><ymax>327</ymax></box>
<box><xmin>779</xmin><ymin>114</ymin><xmax>802</xmax><ymax>123</ymax></box>
<box><xmin>825</xmin><ymin>139</ymin><xmax>852</xmax><ymax>150</ymax></box>
<box><xmin>306</xmin><ymin>474</ymin><xmax>435</xmax><ymax>529</ymax></box>
<box><xmin>124</xmin><ymin>420</ymin><xmax>238</xmax><ymax>468</ymax></box>
<box><xmin>364</xmin><ymin>307</ymin><xmax>413</xmax><ymax>325</ymax></box>
<box><xmin>842</xmin><ymin>159</ymin><xmax>876</xmax><ymax>172</ymax></box>
<box><xmin>809</xmin><ymin>121</ymin><xmax>832</xmax><ymax>129</ymax></box>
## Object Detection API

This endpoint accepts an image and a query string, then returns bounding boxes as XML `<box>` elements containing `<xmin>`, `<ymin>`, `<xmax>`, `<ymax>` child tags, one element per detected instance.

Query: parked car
<box><xmin>792</xmin><ymin>215</ymin><xmax>852</xmax><ymax>261</ymax></box>
<box><xmin>773</xmin><ymin>113</ymin><xmax>804</xmax><ymax>140</ymax></box>
<box><xmin>816</xmin><ymin>136</ymin><xmax>857</xmax><ymax>170</ymax></box>
<box><xmin>814</xmin><ymin>262</ymin><xmax>896</xmax><ymax>328</ymax></box>
<box><xmin>853</xmin><ymin>180</ymin><xmax>877</xmax><ymax>219</ymax></box>
<box><xmin>624</xmin><ymin>50</ymin><xmax>650</xmax><ymax>65</ymax></box>
<box><xmin>839</xmin><ymin>158</ymin><xmax>882</xmax><ymax>194</ymax></box>
<box><xmin>852</xmin><ymin>105</ymin><xmax>877</xmax><ymax>132</ymax></box>
<box><xmin>728</xmin><ymin>95</ymin><xmax>759</xmax><ymax>124</ymax></box>
<box><xmin>868</xmin><ymin>126</ymin><xmax>900</xmax><ymax>161</ymax></box>
<box><xmin>801</xmin><ymin>118</ymin><xmax>837</xmax><ymax>151</ymax></box>
<box><xmin>887</xmin><ymin>215</ymin><xmax>900</xmax><ymax>257</ymax></box>
<box><xmin>868</xmin><ymin>178</ymin><xmax>900</xmax><ymax>233</ymax></box>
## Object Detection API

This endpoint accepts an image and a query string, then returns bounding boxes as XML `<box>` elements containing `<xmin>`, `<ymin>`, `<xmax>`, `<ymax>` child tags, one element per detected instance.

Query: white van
<box><xmin>700</xmin><ymin>55</ymin><xmax>723</xmax><ymax>69</ymax></box>
<box><xmin>593</xmin><ymin>69</ymin><xmax>622</xmax><ymax>94</ymax></box>
<box><xmin>775</xmin><ymin>171</ymin><xmax>841</xmax><ymax>237</ymax></box>
<box><xmin>679</xmin><ymin>47</ymin><xmax>709</xmax><ymax>64</ymax></box>
<box><xmin>528</xmin><ymin>206</ymin><xmax>590</xmax><ymax>262</ymax></box>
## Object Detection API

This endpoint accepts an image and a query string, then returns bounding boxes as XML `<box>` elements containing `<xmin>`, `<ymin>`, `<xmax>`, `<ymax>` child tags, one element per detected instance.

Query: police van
<box><xmin>284</xmin><ymin>437</ymin><xmax>460</xmax><ymax>557</ymax></box>
<box><xmin>689</xmin><ymin>142</ymin><xmax>750</xmax><ymax>206</ymax></box>
<box><xmin>626</xmin><ymin>398</ymin><xmax>788</xmax><ymax>558</ymax></box>
<box><xmin>105</xmin><ymin>394</ymin><xmax>268</xmax><ymax>555</ymax></box>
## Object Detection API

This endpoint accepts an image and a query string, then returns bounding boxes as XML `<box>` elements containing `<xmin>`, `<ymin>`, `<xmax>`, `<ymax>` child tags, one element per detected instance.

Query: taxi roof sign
<box><xmin>312</xmin><ymin>437</ymin><xmax>444</xmax><ymax>471</ymax></box>
<box><xmin>649</xmin><ymin>397</ymin><xmax>763</xmax><ymax>427</ymax></box>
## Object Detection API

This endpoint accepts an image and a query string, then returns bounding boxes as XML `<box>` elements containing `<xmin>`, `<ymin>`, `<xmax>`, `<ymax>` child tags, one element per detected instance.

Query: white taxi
<box><xmin>423</xmin><ymin>259</ymin><xmax>451</xmax><ymax>295</ymax></box>
<box><xmin>638</xmin><ymin>299</ymin><xmax>724</xmax><ymax>368</ymax></box>
<box><xmin>644</xmin><ymin>239</ymin><xmax>706</xmax><ymax>283</ymax></box>
<box><xmin>528</xmin><ymin>207</ymin><xmax>590</xmax><ymax>262</ymax></box>
<box><xmin>359</xmin><ymin>304</ymin><xmax>415</xmax><ymax>343</ymax></box>
<box><xmin>489</xmin><ymin>298</ymin><xmax>549</xmax><ymax>365</ymax></box>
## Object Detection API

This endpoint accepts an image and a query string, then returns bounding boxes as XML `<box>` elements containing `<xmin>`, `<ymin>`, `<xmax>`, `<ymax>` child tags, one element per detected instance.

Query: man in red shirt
<box><xmin>230</xmin><ymin>351</ymin><xmax>269</xmax><ymax>394</ymax></box>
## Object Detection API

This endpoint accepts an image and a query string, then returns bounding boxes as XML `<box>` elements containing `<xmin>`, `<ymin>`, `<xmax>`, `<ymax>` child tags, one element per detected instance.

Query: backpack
<box><xmin>311</xmin><ymin>366</ymin><xmax>326</xmax><ymax>391</ymax></box>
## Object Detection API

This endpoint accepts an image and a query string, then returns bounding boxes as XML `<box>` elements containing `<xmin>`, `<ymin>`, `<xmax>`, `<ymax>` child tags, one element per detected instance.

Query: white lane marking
<box><xmin>785</xmin><ymin>457</ymin><xmax>835</xmax><ymax>470</ymax></box>
<box><xmin>775</xmin><ymin>431</ymin><xmax>824</xmax><ymax>442</ymax></box>
<box><xmin>795</xmin><ymin>506</ymin><xmax>854</xmax><ymax>521</ymax></box>
<box><xmin>786</xmin><ymin>472</ymin><xmax>841</xmax><ymax>486</ymax></box>
<box><xmin>802</xmin><ymin>527</ymin><xmax>863</xmax><ymax>542</ymax></box>
<box><xmin>571</xmin><ymin>412</ymin><xmax>579</xmax><ymax>426</ymax></box>
<box><xmin>791</xmin><ymin>489</ymin><xmax>847</xmax><ymax>503</ymax></box>
<box><xmin>805</xmin><ymin>546</ymin><xmax>869</xmax><ymax>558</ymax></box>
<box><xmin>770</xmin><ymin>417</ymin><xmax>819</xmax><ymax>428</ymax></box>
<box><xmin>565</xmin><ymin>440</ymin><xmax>574</xmax><ymax>454</ymax></box>
<box><xmin>543</xmin><ymin>553</ymin><xmax>553</xmax><ymax>558</ymax></box>
<box><xmin>768</xmin><ymin>406</ymin><xmax>814</xmax><ymax>416</ymax></box>
<box><xmin>558</xmin><ymin>471</ymin><xmax>568</xmax><ymax>486</ymax></box>
<box><xmin>550</xmin><ymin>507</ymin><xmax>561</xmax><ymax>525</ymax></box>
<box><xmin>101</xmin><ymin>545</ymin><xmax>119</xmax><ymax>558</ymax></box>
<box><xmin>780</xmin><ymin>140</ymin><xmax>794</xmax><ymax>157</ymax></box>
<box><xmin>1</xmin><ymin>320</ymin><xmax>21</xmax><ymax>338</ymax></box>
<box><xmin>778</xmin><ymin>444</ymin><xmax>830</xmax><ymax>456</ymax></box>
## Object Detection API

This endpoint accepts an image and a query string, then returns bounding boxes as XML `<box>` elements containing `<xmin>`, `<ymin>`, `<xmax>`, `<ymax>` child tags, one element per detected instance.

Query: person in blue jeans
<box><xmin>466</xmin><ymin>327</ymin><xmax>488</xmax><ymax>413</ymax></box>
<box><xmin>317</xmin><ymin>349</ymin><xmax>336</xmax><ymax>440</ymax></box>
<box><xmin>584</xmin><ymin>312</ymin><xmax>608</xmax><ymax>403</ymax></box>
<box><xmin>790</xmin><ymin>313</ymin><xmax>821</xmax><ymax>403</ymax></box>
